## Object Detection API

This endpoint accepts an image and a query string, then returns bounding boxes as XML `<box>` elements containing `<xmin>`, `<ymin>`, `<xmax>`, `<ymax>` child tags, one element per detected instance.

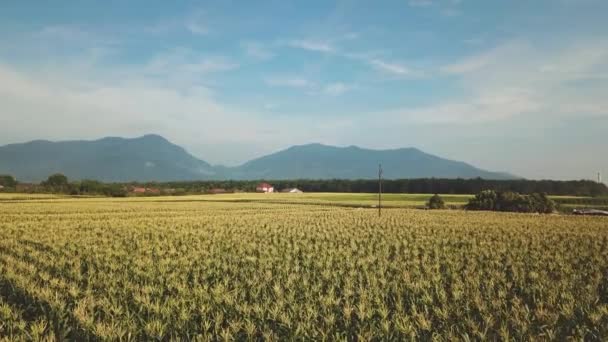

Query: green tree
<box><xmin>44</xmin><ymin>173</ymin><xmax>69</xmax><ymax>187</ymax></box>
<box><xmin>466</xmin><ymin>190</ymin><xmax>498</xmax><ymax>211</ymax></box>
<box><xmin>467</xmin><ymin>190</ymin><xmax>557</xmax><ymax>214</ymax></box>
<box><xmin>0</xmin><ymin>175</ymin><xmax>17</xmax><ymax>188</ymax></box>
<box><xmin>427</xmin><ymin>194</ymin><xmax>446</xmax><ymax>209</ymax></box>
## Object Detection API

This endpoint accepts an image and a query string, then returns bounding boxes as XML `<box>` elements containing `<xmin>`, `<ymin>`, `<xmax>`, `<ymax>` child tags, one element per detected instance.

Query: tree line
<box><xmin>1</xmin><ymin>174</ymin><xmax>606</xmax><ymax>197</ymax></box>
<box><xmin>155</xmin><ymin>178</ymin><xmax>608</xmax><ymax>197</ymax></box>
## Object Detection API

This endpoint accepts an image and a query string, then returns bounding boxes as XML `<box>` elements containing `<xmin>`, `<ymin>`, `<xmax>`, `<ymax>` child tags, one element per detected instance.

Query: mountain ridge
<box><xmin>0</xmin><ymin>135</ymin><xmax>516</xmax><ymax>182</ymax></box>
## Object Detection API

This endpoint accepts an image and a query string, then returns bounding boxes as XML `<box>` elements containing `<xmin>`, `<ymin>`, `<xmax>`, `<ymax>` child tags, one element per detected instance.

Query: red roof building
<box><xmin>255</xmin><ymin>182</ymin><xmax>274</xmax><ymax>193</ymax></box>
<box><xmin>208</xmin><ymin>188</ymin><xmax>228</xmax><ymax>194</ymax></box>
<box><xmin>131</xmin><ymin>187</ymin><xmax>146</xmax><ymax>193</ymax></box>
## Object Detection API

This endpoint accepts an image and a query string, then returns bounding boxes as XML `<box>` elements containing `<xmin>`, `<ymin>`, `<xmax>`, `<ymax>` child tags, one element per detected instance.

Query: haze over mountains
<box><xmin>0</xmin><ymin>135</ymin><xmax>515</xmax><ymax>182</ymax></box>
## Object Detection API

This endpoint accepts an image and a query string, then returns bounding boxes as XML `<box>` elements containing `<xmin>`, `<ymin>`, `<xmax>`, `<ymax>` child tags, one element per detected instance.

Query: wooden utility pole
<box><xmin>378</xmin><ymin>163</ymin><xmax>383</xmax><ymax>217</ymax></box>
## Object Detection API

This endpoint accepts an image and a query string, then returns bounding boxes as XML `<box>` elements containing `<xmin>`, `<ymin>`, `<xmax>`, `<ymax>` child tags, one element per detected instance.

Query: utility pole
<box><xmin>599</xmin><ymin>172</ymin><xmax>602</xmax><ymax>184</ymax></box>
<box><xmin>378</xmin><ymin>163</ymin><xmax>383</xmax><ymax>217</ymax></box>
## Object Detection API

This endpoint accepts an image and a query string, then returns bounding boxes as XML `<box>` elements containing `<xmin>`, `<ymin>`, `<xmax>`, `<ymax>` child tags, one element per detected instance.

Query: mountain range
<box><xmin>0</xmin><ymin>134</ymin><xmax>515</xmax><ymax>182</ymax></box>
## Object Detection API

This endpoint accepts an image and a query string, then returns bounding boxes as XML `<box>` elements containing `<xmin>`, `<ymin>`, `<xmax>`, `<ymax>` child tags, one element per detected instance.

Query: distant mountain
<box><xmin>228</xmin><ymin>143</ymin><xmax>514</xmax><ymax>180</ymax></box>
<box><xmin>0</xmin><ymin>134</ymin><xmax>217</xmax><ymax>182</ymax></box>
<box><xmin>0</xmin><ymin>135</ymin><xmax>515</xmax><ymax>182</ymax></box>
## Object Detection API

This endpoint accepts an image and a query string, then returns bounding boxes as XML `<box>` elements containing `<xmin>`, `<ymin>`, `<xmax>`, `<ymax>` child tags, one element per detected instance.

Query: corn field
<box><xmin>1</xmin><ymin>198</ymin><xmax>608</xmax><ymax>340</ymax></box>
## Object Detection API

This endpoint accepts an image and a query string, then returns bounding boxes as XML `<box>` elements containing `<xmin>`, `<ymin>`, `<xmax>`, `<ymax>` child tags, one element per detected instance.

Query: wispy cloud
<box><xmin>343</xmin><ymin>32</ymin><xmax>359</xmax><ymax>40</ymax></box>
<box><xmin>282</xmin><ymin>35</ymin><xmax>419</xmax><ymax>80</ymax></box>
<box><xmin>408</xmin><ymin>0</ymin><xmax>463</xmax><ymax>16</ymax></box>
<box><xmin>265</xmin><ymin>77</ymin><xmax>313</xmax><ymax>88</ymax></box>
<box><xmin>264</xmin><ymin>103</ymin><xmax>279</xmax><ymax>110</ymax></box>
<box><xmin>0</xmin><ymin>60</ymin><xmax>364</xmax><ymax>168</ymax></box>
<box><xmin>185</xmin><ymin>12</ymin><xmax>209</xmax><ymax>35</ymax></box>
<box><xmin>285</xmin><ymin>39</ymin><xmax>416</xmax><ymax>79</ymax></box>
<box><xmin>241</xmin><ymin>42</ymin><xmax>274</xmax><ymax>60</ymax></box>
<box><xmin>182</xmin><ymin>59</ymin><xmax>238</xmax><ymax>73</ymax></box>
<box><xmin>323</xmin><ymin>82</ymin><xmax>352</xmax><ymax>96</ymax></box>
<box><xmin>144</xmin><ymin>11</ymin><xmax>210</xmax><ymax>36</ymax></box>
<box><xmin>408</xmin><ymin>0</ymin><xmax>434</xmax><ymax>7</ymax></box>
<box><xmin>388</xmin><ymin>88</ymin><xmax>541</xmax><ymax>124</ymax></box>
<box><xmin>369</xmin><ymin>59</ymin><xmax>412</xmax><ymax>76</ymax></box>
<box><xmin>391</xmin><ymin>39</ymin><xmax>608</xmax><ymax>124</ymax></box>
<box><xmin>144</xmin><ymin>49</ymin><xmax>239</xmax><ymax>78</ymax></box>
<box><xmin>37</xmin><ymin>25</ymin><xmax>91</xmax><ymax>41</ymax></box>
<box><xmin>35</xmin><ymin>25</ymin><xmax>117</xmax><ymax>48</ymax></box>
<box><xmin>440</xmin><ymin>8</ymin><xmax>462</xmax><ymax>16</ymax></box>
<box><xmin>441</xmin><ymin>55</ymin><xmax>491</xmax><ymax>74</ymax></box>
<box><xmin>463</xmin><ymin>38</ymin><xmax>485</xmax><ymax>45</ymax></box>
<box><xmin>287</xmin><ymin>39</ymin><xmax>334</xmax><ymax>53</ymax></box>
<box><xmin>186</xmin><ymin>21</ymin><xmax>208</xmax><ymax>35</ymax></box>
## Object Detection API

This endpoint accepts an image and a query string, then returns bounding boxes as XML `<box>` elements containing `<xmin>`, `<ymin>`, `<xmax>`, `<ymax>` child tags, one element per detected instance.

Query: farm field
<box><xmin>2</xmin><ymin>192</ymin><xmax>606</xmax><ymax>211</ymax></box>
<box><xmin>1</xmin><ymin>196</ymin><xmax>608</xmax><ymax>340</ymax></box>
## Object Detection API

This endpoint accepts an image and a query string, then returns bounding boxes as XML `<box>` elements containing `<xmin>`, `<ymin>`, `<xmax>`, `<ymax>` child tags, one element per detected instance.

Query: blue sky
<box><xmin>0</xmin><ymin>0</ymin><xmax>607</xmax><ymax>180</ymax></box>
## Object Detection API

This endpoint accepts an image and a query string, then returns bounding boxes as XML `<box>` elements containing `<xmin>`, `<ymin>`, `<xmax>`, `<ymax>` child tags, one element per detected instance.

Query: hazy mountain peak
<box><xmin>138</xmin><ymin>134</ymin><xmax>168</xmax><ymax>142</ymax></box>
<box><xmin>0</xmin><ymin>135</ymin><xmax>515</xmax><ymax>182</ymax></box>
<box><xmin>0</xmin><ymin>135</ymin><xmax>215</xmax><ymax>182</ymax></box>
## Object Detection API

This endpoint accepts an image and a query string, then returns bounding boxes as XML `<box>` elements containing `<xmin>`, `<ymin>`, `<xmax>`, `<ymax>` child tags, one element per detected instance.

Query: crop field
<box><xmin>1</xmin><ymin>195</ymin><xmax>608</xmax><ymax>340</ymax></box>
<box><xmin>0</xmin><ymin>192</ymin><xmax>472</xmax><ymax>207</ymax></box>
<box><xmin>2</xmin><ymin>192</ymin><xmax>605</xmax><ymax>211</ymax></box>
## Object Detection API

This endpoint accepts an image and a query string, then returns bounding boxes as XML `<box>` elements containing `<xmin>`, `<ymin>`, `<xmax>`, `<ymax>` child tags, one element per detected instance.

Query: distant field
<box><xmin>2</xmin><ymin>192</ymin><xmax>606</xmax><ymax>211</ymax></box>
<box><xmin>0</xmin><ymin>192</ymin><xmax>469</xmax><ymax>210</ymax></box>
<box><xmin>187</xmin><ymin>192</ymin><xmax>474</xmax><ymax>208</ymax></box>
<box><xmin>0</xmin><ymin>193</ymin><xmax>65</xmax><ymax>201</ymax></box>
<box><xmin>1</xmin><ymin>196</ymin><xmax>607</xmax><ymax>339</ymax></box>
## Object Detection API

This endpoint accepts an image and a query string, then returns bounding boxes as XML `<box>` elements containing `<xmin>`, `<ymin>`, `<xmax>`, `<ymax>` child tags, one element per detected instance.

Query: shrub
<box><xmin>466</xmin><ymin>190</ymin><xmax>556</xmax><ymax>214</ymax></box>
<box><xmin>427</xmin><ymin>194</ymin><xmax>446</xmax><ymax>209</ymax></box>
<box><xmin>528</xmin><ymin>192</ymin><xmax>557</xmax><ymax>213</ymax></box>
<box><xmin>465</xmin><ymin>190</ymin><xmax>498</xmax><ymax>211</ymax></box>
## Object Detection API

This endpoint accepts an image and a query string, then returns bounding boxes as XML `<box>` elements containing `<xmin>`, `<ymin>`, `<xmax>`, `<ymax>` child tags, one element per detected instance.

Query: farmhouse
<box><xmin>0</xmin><ymin>185</ymin><xmax>4</xmax><ymax>190</ymax></box>
<box><xmin>131</xmin><ymin>187</ymin><xmax>146</xmax><ymax>194</ymax></box>
<box><xmin>208</xmin><ymin>188</ymin><xmax>228</xmax><ymax>194</ymax></box>
<box><xmin>280</xmin><ymin>187</ymin><xmax>303</xmax><ymax>193</ymax></box>
<box><xmin>130</xmin><ymin>187</ymin><xmax>160</xmax><ymax>194</ymax></box>
<box><xmin>256</xmin><ymin>182</ymin><xmax>274</xmax><ymax>193</ymax></box>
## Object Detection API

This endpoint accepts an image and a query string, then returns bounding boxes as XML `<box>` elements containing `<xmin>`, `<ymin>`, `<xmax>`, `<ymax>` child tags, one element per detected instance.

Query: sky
<box><xmin>0</xmin><ymin>0</ymin><xmax>607</xmax><ymax>180</ymax></box>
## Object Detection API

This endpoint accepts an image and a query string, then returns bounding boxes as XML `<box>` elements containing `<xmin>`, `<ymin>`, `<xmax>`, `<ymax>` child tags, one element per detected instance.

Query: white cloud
<box><xmin>370</xmin><ymin>59</ymin><xmax>412</xmax><ymax>76</ymax></box>
<box><xmin>185</xmin><ymin>12</ymin><xmax>209</xmax><ymax>35</ymax></box>
<box><xmin>388</xmin><ymin>88</ymin><xmax>541</xmax><ymax>124</ymax></box>
<box><xmin>31</xmin><ymin>25</ymin><xmax>118</xmax><ymax>58</ymax></box>
<box><xmin>143</xmin><ymin>48</ymin><xmax>239</xmax><ymax>78</ymax></box>
<box><xmin>0</xmin><ymin>62</ymin><xmax>353</xmax><ymax>164</ymax></box>
<box><xmin>323</xmin><ymin>82</ymin><xmax>351</xmax><ymax>96</ymax></box>
<box><xmin>389</xmin><ymin>39</ymin><xmax>608</xmax><ymax>124</ymax></box>
<box><xmin>182</xmin><ymin>59</ymin><xmax>239</xmax><ymax>73</ymax></box>
<box><xmin>37</xmin><ymin>25</ymin><xmax>93</xmax><ymax>42</ymax></box>
<box><xmin>265</xmin><ymin>77</ymin><xmax>313</xmax><ymax>88</ymax></box>
<box><xmin>186</xmin><ymin>22</ymin><xmax>208</xmax><ymax>35</ymax></box>
<box><xmin>408</xmin><ymin>0</ymin><xmax>434</xmax><ymax>7</ymax></box>
<box><xmin>408</xmin><ymin>0</ymin><xmax>463</xmax><ymax>16</ymax></box>
<box><xmin>287</xmin><ymin>39</ymin><xmax>334</xmax><ymax>53</ymax></box>
<box><xmin>145</xmin><ymin>11</ymin><xmax>209</xmax><ymax>36</ymax></box>
<box><xmin>241</xmin><ymin>42</ymin><xmax>274</xmax><ymax>60</ymax></box>
<box><xmin>440</xmin><ymin>8</ymin><xmax>462</xmax><ymax>16</ymax></box>
<box><xmin>343</xmin><ymin>32</ymin><xmax>359</xmax><ymax>40</ymax></box>
<box><xmin>463</xmin><ymin>38</ymin><xmax>485</xmax><ymax>45</ymax></box>
<box><xmin>440</xmin><ymin>47</ymin><xmax>496</xmax><ymax>74</ymax></box>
